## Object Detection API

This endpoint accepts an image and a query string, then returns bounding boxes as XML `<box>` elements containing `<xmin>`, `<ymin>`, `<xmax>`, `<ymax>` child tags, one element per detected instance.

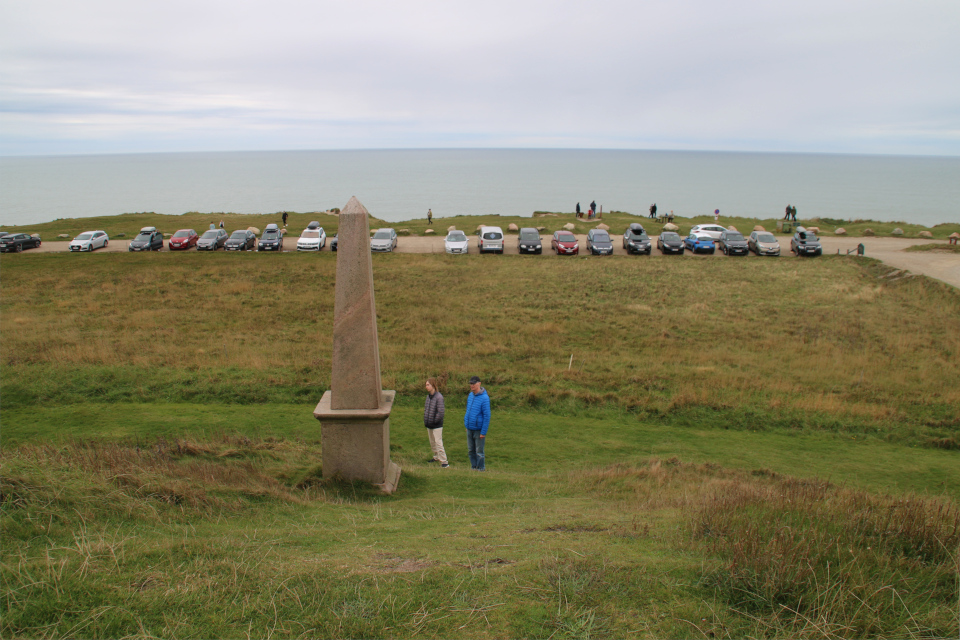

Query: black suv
<box><xmin>128</xmin><ymin>227</ymin><xmax>164</xmax><ymax>251</ymax></box>
<box><xmin>622</xmin><ymin>223</ymin><xmax>651</xmax><ymax>254</ymax></box>
<box><xmin>718</xmin><ymin>230</ymin><xmax>749</xmax><ymax>256</ymax></box>
<box><xmin>517</xmin><ymin>228</ymin><xmax>542</xmax><ymax>254</ymax></box>
<box><xmin>791</xmin><ymin>229</ymin><xmax>822</xmax><ymax>256</ymax></box>
<box><xmin>0</xmin><ymin>233</ymin><xmax>41</xmax><ymax>253</ymax></box>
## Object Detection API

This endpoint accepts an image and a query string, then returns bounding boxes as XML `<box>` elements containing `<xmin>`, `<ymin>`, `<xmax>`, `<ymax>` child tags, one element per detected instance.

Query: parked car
<box><xmin>298</xmin><ymin>223</ymin><xmax>326</xmax><ymax>251</ymax></box>
<box><xmin>718</xmin><ymin>230</ymin><xmax>749</xmax><ymax>256</ymax></box>
<box><xmin>690</xmin><ymin>224</ymin><xmax>728</xmax><ymax>240</ymax></box>
<box><xmin>477</xmin><ymin>226</ymin><xmax>504</xmax><ymax>254</ymax></box>
<box><xmin>657</xmin><ymin>232</ymin><xmax>685</xmax><ymax>254</ymax></box>
<box><xmin>0</xmin><ymin>233</ymin><xmax>42</xmax><ymax>253</ymax></box>
<box><xmin>168</xmin><ymin>229</ymin><xmax>198</xmax><ymax>250</ymax></box>
<box><xmin>551</xmin><ymin>230</ymin><xmax>579</xmax><ymax>255</ymax></box>
<box><xmin>259</xmin><ymin>224</ymin><xmax>284</xmax><ymax>251</ymax></box>
<box><xmin>197</xmin><ymin>229</ymin><xmax>227</xmax><ymax>251</ymax></box>
<box><xmin>586</xmin><ymin>229</ymin><xmax>614</xmax><ymax>255</ymax></box>
<box><xmin>224</xmin><ymin>229</ymin><xmax>256</xmax><ymax>251</ymax></box>
<box><xmin>370</xmin><ymin>228</ymin><xmax>398</xmax><ymax>252</ymax></box>
<box><xmin>685</xmin><ymin>233</ymin><xmax>716</xmax><ymax>254</ymax></box>
<box><xmin>69</xmin><ymin>230</ymin><xmax>109</xmax><ymax>252</ymax></box>
<box><xmin>749</xmin><ymin>231</ymin><xmax>781</xmax><ymax>256</ymax></box>
<box><xmin>128</xmin><ymin>226</ymin><xmax>164</xmax><ymax>252</ymax></box>
<box><xmin>445</xmin><ymin>230</ymin><xmax>469</xmax><ymax>254</ymax></box>
<box><xmin>517</xmin><ymin>228</ymin><xmax>542</xmax><ymax>254</ymax></box>
<box><xmin>791</xmin><ymin>228</ymin><xmax>822</xmax><ymax>256</ymax></box>
<box><xmin>330</xmin><ymin>234</ymin><xmax>338</xmax><ymax>251</ymax></box>
<box><xmin>622</xmin><ymin>223</ymin><xmax>651</xmax><ymax>254</ymax></box>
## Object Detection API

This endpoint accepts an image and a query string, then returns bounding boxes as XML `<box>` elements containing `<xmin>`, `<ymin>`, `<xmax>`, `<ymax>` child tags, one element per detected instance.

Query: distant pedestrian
<box><xmin>219</xmin><ymin>220</ymin><xmax>224</xmax><ymax>229</ymax></box>
<box><xmin>590</xmin><ymin>201</ymin><xmax>596</xmax><ymax>217</ymax></box>
<box><xmin>423</xmin><ymin>378</ymin><xmax>448</xmax><ymax>468</ymax></box>
<box><xmin>282</xmin><ymin>212</ymin><xmax>288</xmax><ymax>227</ymax></box>
<box><xmin>784</xmin><ymin>205</ymin><xmax>791</xmax><ymax>221</ymax></box>
<box><xmin>714</xmin><ymin>209</ymin><xmax>720</xmax><ymax>223</ymax></box>
<box><xmin>650</xmin><ymin>204</ymin><xmax>657</xmax><ymax>220</ymax></box>
<box><xmin>464</xmin><ymin>375</ymin><xmax>490</xmax><ymax>471</ymax></box>
<box><xmin>668</xmin><ymin>210</ymin><xmax>675</xmax><ymax>222</ymax></box>
<box><xmin>576</xmin><ymin>202</ymin><xmax>581</xmax><ymax>218</ymax></box>
<box><xmin>209</xmin><ymin>223</ymin><xmax>216</xmax><ymax>230</ymax></box>
<box><xmin>791</xmin><ymin>206</ymin><xmax>798</xmax><ymax>222</ymax></box>
<box><xmin>427</xmin><ymin>209</ymin><xmax>433</xmax><ymax>224</ymax></box>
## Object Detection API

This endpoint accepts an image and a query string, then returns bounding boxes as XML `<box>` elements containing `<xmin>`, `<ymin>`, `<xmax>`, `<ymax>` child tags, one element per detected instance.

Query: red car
<box><xmin>551</xmin><ymin>230</ymin><xmax>579</xmax><ymax>255</ymax></box>
<box><xmin>168</xmin><ymin>229</ymin><xmax>198</xmax><ymax>250</ymax></box>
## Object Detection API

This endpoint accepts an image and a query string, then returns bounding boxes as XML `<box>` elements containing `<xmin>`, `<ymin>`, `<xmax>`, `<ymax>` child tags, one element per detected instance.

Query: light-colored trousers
<box><xmin>428</xmin><ymin>428</ymin><xmax>448</xmax><ymax>464</ymax></box>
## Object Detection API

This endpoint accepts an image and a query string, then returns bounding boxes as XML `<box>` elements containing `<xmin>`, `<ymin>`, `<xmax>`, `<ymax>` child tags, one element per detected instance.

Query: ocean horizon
<box><xmin>2</xmin><ymin>148</ymin><xmax>959</xmax><ymax>228</ymax></box>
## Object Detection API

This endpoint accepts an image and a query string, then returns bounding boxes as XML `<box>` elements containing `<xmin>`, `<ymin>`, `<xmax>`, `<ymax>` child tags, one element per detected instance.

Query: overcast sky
<box><xmin>2</xmin><ymin>0</ymin><xmax>958</xmax><ymax>156</ymax></box>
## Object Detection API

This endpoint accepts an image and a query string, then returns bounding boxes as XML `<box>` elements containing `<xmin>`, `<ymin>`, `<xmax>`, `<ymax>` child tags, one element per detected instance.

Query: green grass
<box><xmin>2</xmin><ymin>252</ymin><xmax>958</xmax><ymax>444</ymax></box>
<box><xmin>905</xmin><ymin>242</ymin><xmax>960</xmax><ymax>253</ymax></box>
<box><xmin>2</xmin><ymin>208</ymin><xmax>957</xmax><ymax>240</ymax></box>
<box><xmin>2</xmin><ymin>250</ymin><xmax>959</xmax><ymax>638</ymax></box>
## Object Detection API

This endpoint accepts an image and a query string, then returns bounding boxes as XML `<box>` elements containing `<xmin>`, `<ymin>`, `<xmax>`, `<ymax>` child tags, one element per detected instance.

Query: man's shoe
<box><xmin>426</xmin><ymin>458</ymin><xmax>439</xmax><ymax>463</ymax></box>
<box><xmin>441</xmin><ymin>463</ymin><xmax>449</xmax><ymax>468</ymax></box>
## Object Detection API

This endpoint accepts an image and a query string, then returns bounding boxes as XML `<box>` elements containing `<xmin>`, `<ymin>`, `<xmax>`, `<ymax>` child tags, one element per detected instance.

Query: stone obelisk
<box><xmin>313</xmin><ymin>197</ymin><xmax>401</xmax><ymax>493</ymax></box>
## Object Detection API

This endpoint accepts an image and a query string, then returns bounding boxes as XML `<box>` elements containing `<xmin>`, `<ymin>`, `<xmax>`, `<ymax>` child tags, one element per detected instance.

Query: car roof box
<box><xmin>307</xmin><ymin>221</ymin><xmax>320</xmax><ymax>229</ymax></box>
<box><xmin>265</xmin><ymin>223</ymin><xmax>279</xmax><ymax>231</ymax></box>
<box><xmin>140</xmin><ymin>226</ymin><xmax>156</xmax><ymax>232</ymax></box>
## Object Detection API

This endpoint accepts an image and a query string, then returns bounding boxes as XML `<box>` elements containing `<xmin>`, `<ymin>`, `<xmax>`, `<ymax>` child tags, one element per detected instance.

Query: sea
<box><xmin>1</xmin><ymin>149</ymin><xmax>958</xmax><ymax>228</ymax></box>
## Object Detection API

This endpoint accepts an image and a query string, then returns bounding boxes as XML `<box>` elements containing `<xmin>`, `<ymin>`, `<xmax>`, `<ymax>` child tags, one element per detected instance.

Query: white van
<box><xmin>478</xmin><ymin>226</ymin><xmax>504</xmax><ymax>254</ymax></box>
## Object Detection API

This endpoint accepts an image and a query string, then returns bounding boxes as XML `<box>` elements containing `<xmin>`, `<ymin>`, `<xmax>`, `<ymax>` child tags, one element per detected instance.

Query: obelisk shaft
<box><xmin>330</xmin><ymin>197</ymin><xmax>383</xmax><ymax>410</ymax></box>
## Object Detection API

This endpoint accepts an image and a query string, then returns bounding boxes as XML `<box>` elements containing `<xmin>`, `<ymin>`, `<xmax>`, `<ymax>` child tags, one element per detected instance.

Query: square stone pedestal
<box><xmin>314</xmin><ymin>390</ymin><xmax>401</xmax><ymax>494</ymax></box>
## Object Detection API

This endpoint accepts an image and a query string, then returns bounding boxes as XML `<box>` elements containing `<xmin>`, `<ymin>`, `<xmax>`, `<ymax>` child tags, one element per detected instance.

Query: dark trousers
<box><xmin>466</xmin><ymin>429</ymin><xmax>485</xmax><ymax>470</ymax></box>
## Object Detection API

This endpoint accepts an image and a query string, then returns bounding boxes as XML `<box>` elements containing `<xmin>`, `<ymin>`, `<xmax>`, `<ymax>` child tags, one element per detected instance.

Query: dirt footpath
<box><xmin>25</xmin><ymin>235</ymin><xmax>960</xmax><ymax>288</ymax></box>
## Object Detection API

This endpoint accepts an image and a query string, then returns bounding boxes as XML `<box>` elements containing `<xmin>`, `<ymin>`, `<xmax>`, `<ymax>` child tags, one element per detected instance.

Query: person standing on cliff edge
<box><xmin>427</xmin><ymin>209</ymin><xmax>433</xmax><ymax>224</ymax></box>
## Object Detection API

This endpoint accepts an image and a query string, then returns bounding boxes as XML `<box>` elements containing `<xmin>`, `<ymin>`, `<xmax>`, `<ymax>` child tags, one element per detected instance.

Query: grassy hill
<box><xmin>2</xmin><ymin>209</ymin><xmax>958</xmax><ymax>240</ymax></box>
<box><xmin>2</xmin><ymin>252</ymin><xmax>958</xmax><ymax>637</ymax></box>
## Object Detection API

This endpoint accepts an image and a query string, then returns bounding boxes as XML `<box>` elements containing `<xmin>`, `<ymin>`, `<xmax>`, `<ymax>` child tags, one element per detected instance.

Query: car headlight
<box><xmin>536</xmin><ymin>244</ymin><xmax>541</xmax><ymax>249</ymax></box>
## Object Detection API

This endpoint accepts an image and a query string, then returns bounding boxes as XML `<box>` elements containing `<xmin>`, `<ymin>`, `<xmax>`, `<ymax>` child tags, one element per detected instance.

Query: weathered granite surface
<box><xmin>330</xmin><ymin>196</ymin><xmax>383</xmax><ymax>411</ymax></box>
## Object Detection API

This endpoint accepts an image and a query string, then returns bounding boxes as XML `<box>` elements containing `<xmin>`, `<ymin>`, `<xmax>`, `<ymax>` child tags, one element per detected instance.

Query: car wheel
<box><xmin>16</xmin><ymin>244</ymin><xmax>23</xmax><ymax>252</ymax></box>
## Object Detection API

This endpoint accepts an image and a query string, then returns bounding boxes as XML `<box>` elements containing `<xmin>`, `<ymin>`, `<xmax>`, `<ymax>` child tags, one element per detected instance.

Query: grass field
<box><xmin>2</xmin><ymin>209</ymin><xmax>958</xmax><ymax>241</ymax></box>
<box><xmin>2</xmin><ymin>251</ymin><xmax>959</xmax><ymax>638</ymax></box>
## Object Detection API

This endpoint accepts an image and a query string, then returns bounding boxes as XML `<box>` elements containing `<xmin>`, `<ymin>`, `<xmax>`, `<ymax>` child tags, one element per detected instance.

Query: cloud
<box><xmin>1</xmin><ymin>0</ymin><xmax>959</xmax><ymax>155</ymax></box>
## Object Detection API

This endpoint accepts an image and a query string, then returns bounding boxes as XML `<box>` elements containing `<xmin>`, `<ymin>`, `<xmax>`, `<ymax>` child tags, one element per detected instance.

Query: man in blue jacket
<box><xmin>464</xmin><ymin>375</ymin><xmax>491</xmax><ymax>471</ymax></box>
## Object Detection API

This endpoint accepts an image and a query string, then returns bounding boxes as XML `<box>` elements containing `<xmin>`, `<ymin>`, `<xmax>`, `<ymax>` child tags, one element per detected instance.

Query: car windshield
<box><xmin>76</xmin><ymin>233</ymin><xmax>93</xmax><ymax>240</ymax></box>
<box><xmin>756</xmin><ymin>233</ymin><xmax>776</xmax><ymax>242</ymax></box>
<box><xmin>556</xmin><ymin>233</ymin><xmax>576</xmax><ymax>242</ymax></box>
<box><xmin>628</xmin><ymin>231</ymin><xmax>646</xmax><ymax>239</ymax></box>
<box><xmin>519</xmin><ymin>232</ymin><xmax>539</xmax><ymax>241</ymax></box>
<box><xmin>482</xmin><ymin>232</ymin><xmax>502</xmax><ymax>240</ymax></box>
<box><xmin>201</xmin><ymin>231</ymin><xmax>219</xmax><ymax>239</ymax></box>
<box><xmin>262</xmin><ymin>231</ymin><xmax>279</xmax><ymax>240</ymax></box>
<box><xmin>135</xmin><ymin>233</ymin><xmax>152</xmax><ymax>241</ymax></box>
<box><xmin>799</xmin><ymin>233</ymin><xmax>818</xmax><ymax>242</ymax></box>
<box><xmin>447</xmin><ymin>232</ymin><xmax>466</xmax><ymax>242</ymax></box>
<box><xmin>725</xmin><ymin>233</ymin><xmax>744</xmax><ymax>241</ymax></box>
<box><xmin>230</xmin><ymin>231</ymin><xmax>247</xmax><ymax>238</ymax></box>
<box><xmin>373</xmin><ymin>231</ymin><xmax>392</xmax><ymax>239</ymax></box>
<box><xmin>173</xmin><ymin>230</ymin><xmax>191</xmax><ymax>238</ymax></box>
<box><xmin>695</xmin><ymin>236</ymin><xmax>712</xmax><ymax>242</ymax></box>
<box><xmin>661</xmin><ymin>233</ymin><xmax>680</xmax><ymax>241</ymax></box>
<box><xmin>592</xmin><ymin>232</ymin><xmax>610</xmax><ymax>242</ymax></box>
<box><xmin>301</xmin><ymin>231</ymin><xmax>319</xmax><ymax>239</ymax></box>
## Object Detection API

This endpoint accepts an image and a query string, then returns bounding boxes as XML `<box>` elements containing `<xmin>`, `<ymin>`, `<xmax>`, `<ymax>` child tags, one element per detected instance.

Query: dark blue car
<box><xmin>684</xmin><ymin>233</ymin><xmax>716</xmax><ymax>254</ymax></box>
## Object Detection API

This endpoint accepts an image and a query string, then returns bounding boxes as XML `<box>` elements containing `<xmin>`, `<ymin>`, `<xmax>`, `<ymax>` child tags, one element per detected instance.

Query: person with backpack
<box><xmin>464</xmin><ymin>376</ymin><xmax>491</xmax><ymax>471</ymax></box>
<box><xmin>423</xmin><ymin>378</ymin><xmax>448</xmax><ymax>468</ymax></box>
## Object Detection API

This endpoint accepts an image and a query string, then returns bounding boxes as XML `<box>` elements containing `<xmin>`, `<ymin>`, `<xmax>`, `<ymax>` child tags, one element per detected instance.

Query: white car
<box><xmin>478</xmin><ymin>226</ymin><xmax>504</xmax><ymax>254</ymax></box>
<box><xmin>689</xmin><ymin>224</ymin><xmax>728</xmax><ymax>240</ymax></box>
<box><xmin>370</xmin><ymin>228</ymin><xmax>398</xmax><ymax>252</ymax></box>
<box><xmin>444</xmin><ymin>230</ymin><xmax>469</xmax><ymax>254</ymax></box>
<box><xmin>297</xmin><ymin>224</ymin><xmax>326</xmax><ymax>251</ymax></box>
<box><xmin>69</xmin><ymin>230</ymin><xmax>109</xmax><ymax>252</ymax></box>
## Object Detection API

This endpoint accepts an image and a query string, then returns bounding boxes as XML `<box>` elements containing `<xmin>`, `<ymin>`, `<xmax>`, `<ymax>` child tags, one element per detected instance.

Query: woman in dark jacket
<box><xmin>424</xmin><ymin>378</ymin><xmax>448</xmax><ymax>467</ymax></box>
